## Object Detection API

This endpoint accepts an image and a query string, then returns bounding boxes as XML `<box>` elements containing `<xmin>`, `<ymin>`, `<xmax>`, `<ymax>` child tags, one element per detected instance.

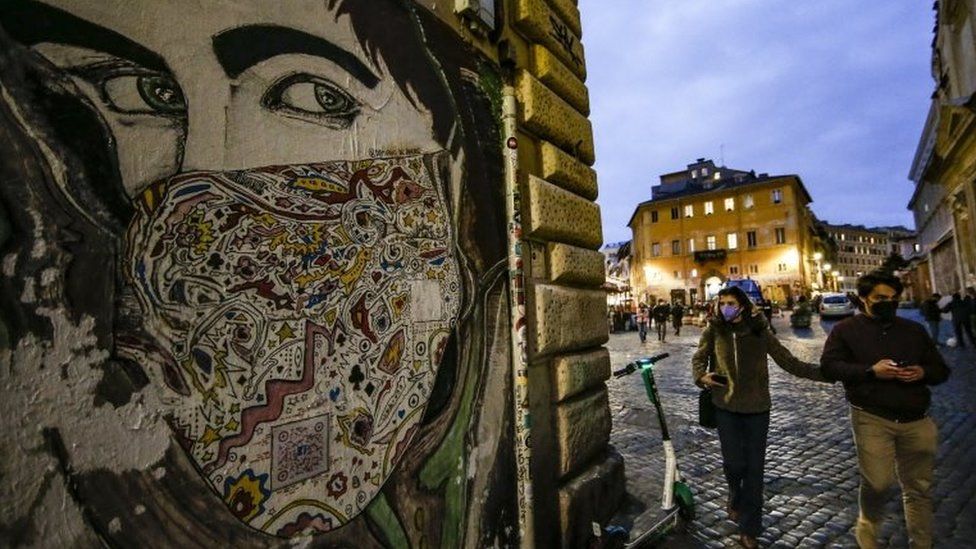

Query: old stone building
<box><xmin>820</xmin><ymin>223</ymin><xmax>906</xmax><ymax>293</ymax></box>
<box><xmin>628</xmin><ymin>159</ymin><xmax>820</xmax><ymax>305</ymax></box>
<box><xmin>909</xmin><ymin>0</ymin><xmax>976</xmax><ymax>295</ymax></box>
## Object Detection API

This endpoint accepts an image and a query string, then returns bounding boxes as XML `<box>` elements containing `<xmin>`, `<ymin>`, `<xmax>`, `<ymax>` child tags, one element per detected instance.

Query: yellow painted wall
<box><xmin>630</xmin><ymin>177</ymin><xmax>817</xmax><ymax>303</ymax></box>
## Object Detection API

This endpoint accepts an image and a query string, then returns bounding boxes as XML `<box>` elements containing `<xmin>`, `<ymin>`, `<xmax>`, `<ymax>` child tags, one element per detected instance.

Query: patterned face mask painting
<box><xmin>124</xmin><ymin>153</ymin><xmax>460</xmax><ymax>535</ymax></box>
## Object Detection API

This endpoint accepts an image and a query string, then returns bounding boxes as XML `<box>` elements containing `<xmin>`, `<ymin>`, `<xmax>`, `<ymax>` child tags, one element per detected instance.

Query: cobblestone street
<box><xmin>607</xmin><ymin>311</ymin><xmax>976</xmax><ymax>548</ymax></box>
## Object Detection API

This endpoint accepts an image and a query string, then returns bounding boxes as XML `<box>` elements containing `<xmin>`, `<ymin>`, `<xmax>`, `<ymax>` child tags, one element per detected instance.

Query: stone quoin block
<box><xmin>548</xmin><ymin>242</ymin><xmax>605</xmax><ymax>286</ymax></box>
<box><xmin>513</xmin><ymin>0</ymin><xmax>586</xmax><ymax>80</ymax></box>
<box><xmin>545</xmin><ymin>0</ymin><xmax>583</xmax><ymax>37</ymax></box>
<box><xmin>558</xmin><ymin>450</ymin><xmax>625</xmax><ymax>548</ymax></box>
<box><xmin>529</xmin><ymin>283</ymin><xmax>607</xmax><ymax>359</ymax></box>
<box><xmin>525</xmin><ymin>175</ymin><xmax>602</xmax><ymax>249</ymax></box>
<box><xmin>555</xmin><ymin>387</ymin><xmax>611</xmax><ymax>478</ymax></box>
<box><xmin>539</xmin><ymin>140</ymin><xmax>598</xmax><ymax>200</ymax></box>
<box><xmin>531</xmin><ymin>45</ymin><xmax>589</xmax><ymax>115</ymax></box>
<box><xmin>551</xmin><ymin>348</ymin><xmax>610</xmax><ymax>402</ymax></box>
<box><xmin>516</xmin><ymin>71</ymin><xmax>595</xmax><ymax>165</ymax></box>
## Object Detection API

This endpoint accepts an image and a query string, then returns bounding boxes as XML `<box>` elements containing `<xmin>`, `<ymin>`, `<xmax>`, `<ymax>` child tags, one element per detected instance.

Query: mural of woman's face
<box><xmin>25</xmin><ymin>0</ymin><xmax>441</xmax><ymax>196</ymax></box>
<box><xmin>6</xmin><ymin>0</ymin><xmax>465</xmax><ymax>537</ymax></box>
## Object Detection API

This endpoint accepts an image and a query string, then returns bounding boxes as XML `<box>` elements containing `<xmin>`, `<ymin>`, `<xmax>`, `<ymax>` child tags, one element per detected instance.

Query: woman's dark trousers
<box><xmin>716</xmin><ymin>407</ymin><xmax>771</xmax><ymax>537</ymax></box>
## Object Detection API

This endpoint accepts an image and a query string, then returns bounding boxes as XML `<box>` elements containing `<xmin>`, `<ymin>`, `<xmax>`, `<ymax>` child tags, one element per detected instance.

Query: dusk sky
<box><xmin>579</xmin><ymin>0</ymin><xmax>935</xmax><ymax>244</ymax></box>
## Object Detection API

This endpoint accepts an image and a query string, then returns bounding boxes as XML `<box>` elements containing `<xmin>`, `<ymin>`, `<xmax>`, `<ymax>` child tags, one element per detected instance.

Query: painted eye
<box><xmin>263</xmin><ymin>74</ymin><xmax>360</xmax><ymax>127</ymax></box>
<box><xmin>101</xmin><ymin>73</ymin><xmax>186</xmax><ymax>116</ymax></box>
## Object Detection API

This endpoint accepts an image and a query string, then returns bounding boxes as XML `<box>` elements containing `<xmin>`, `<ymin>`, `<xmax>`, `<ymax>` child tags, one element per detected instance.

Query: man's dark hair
<box><xmin>856</xmin><ymin>271</ymin><xmax>904</xmax><ymax>299</ymax></box>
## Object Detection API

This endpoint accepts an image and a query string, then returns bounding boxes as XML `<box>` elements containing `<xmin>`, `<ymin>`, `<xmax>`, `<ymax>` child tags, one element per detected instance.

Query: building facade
<box><xmin>821</xmin><ymin>224</ymin><xmax>898</xmax><ymax>292</ymax></box>
<box><xmin>629</xmin><ymin>159</ymin><xmax>820</xmax><ymax>305</ymax></box>
<box><xmin>908</xmin><ymin>0</ymin><xmax>976</xmax><ymax>295</ymax></box>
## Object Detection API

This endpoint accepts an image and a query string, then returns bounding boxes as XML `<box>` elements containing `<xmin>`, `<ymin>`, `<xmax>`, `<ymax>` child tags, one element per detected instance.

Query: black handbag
<box><xmin>698</xmin><ymin>353</ymin><xmax>718</xmax><ymax>428</ymax></box>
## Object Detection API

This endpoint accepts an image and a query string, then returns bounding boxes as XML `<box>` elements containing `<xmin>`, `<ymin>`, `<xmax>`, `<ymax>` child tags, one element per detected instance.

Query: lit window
<box><xmin>701</xmin><ymin>167</ymin><xmax>709</xmax><ymax>176</ymax></box>
<box><xmin>772</xmin><ymin>189</ymin><xmax>783</xmax><ymax>204</ymax></box>
<box><xmin>684</xmin><ymin>204</ymin><xmax>694</xmax><ymax>218</ymax></box>
<box><xmin>714</xmin><ymin>172</ymin><xmax>722</xmax><ymax>180</ymax></box>
<box><xmin>724</xmin><ymin>197</ymin><xmax>735</xmax><ymax>211</ymax></box>
<box><xmin>691</xmin><ymin>268</ymin><xmax>698</xmax><ymax>278</ymax></box>
<box><xmin>704</xmin><ymin>201</ymin><xmax>714</xmax><ymax>215</ymax></box>
<box><xmin>727</xmin><ymin>233</ymin><xmax>738</xmax><ymax>249</ymax></box>
<box><xmin>706</xmin><ymin>235</ymin><xmax>717</xmax><ymax>250</ymax></box>
<box><xmin>691</xmin><ymin>169</ymin><xmax>698</xmax><ymax>178</ymax></box>
<box><xmin>688</xmin><ymin>238</ymin><xmax>696</xmax><ymax>252</ymax></box>
<box><xmin>744</xmin><ymin>194</ymin><xmax>754</xmax><ymax>208</ymax></box>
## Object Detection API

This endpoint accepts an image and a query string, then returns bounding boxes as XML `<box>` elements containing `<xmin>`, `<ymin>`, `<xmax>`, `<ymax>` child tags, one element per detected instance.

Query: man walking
<box><xmin>652</xmin><ymin>299</ymin><xmax>671</xmax><ymax>342</ymax></box>
<box><xmin>821</xmin><ymin>272</ymin><xmax>950</xmax><ymax>549</ymax></box>
<box><xmin>942</xmin><ymin>292</ymin><xmax>975</xmax><ymax>347</ymax></box>
<box><xmin>671</xmin><ymin>301</ymin><xmax>685</xmax><ymax>336</ymax></box>
<box><xmin>919</xmin><ymin>293</ymin><xmax>942</xmax><ymax>344</ymax></box>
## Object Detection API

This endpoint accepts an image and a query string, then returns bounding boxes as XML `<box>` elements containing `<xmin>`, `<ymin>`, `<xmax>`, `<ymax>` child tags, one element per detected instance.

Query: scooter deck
<box><xmin>625</xmin><ymin>507</ymin><xmax>682</xmax><ymax>548</ymax></box>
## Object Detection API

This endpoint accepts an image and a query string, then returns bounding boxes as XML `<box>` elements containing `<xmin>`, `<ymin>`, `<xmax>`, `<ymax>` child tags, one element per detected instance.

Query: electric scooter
<box><xmin>602</xmin><ymin>353</ymin><xmax>695</xmax><ymax>548</ymax></box>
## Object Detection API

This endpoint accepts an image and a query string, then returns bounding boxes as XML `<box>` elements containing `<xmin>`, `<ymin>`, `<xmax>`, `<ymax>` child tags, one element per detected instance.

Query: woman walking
<box><xmin>692</xmin><ymin>287</ymin><xmax>829</xmax><ymax>548</ymax></box>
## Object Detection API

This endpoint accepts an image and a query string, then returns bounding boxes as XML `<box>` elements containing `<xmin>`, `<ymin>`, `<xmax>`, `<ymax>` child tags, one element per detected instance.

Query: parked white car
<box><xmin>819</xmin><ymin>293</ymin><xmax>856</xmax><ymax>318</ymax></box>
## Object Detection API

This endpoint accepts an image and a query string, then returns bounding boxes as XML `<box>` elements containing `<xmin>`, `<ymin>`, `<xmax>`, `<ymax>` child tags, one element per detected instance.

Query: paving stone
<box><xmin>604</xmin><ymin>310</ymin><xmax>976</xmax><ymax>547</ymax></box>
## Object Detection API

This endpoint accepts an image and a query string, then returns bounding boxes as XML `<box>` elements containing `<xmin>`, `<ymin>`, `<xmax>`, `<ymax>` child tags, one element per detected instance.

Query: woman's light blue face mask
<box><xmin>719</xmin><ymin>300</ymin><xmax>741</xmax><ymax>321</ymax></box>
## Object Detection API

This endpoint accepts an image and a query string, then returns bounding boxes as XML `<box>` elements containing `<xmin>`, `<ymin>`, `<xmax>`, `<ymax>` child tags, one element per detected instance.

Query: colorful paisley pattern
<box><xmin>125</xmin><ymin>153</ymin><xmax>460</xmax><ymax>535</ymax></box>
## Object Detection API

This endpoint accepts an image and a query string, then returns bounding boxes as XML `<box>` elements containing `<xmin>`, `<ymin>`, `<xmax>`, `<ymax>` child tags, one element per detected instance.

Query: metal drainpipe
<box><xmin>502</xmin><ymin>80</ymin><xmax>536</xmax><ymax>549</ymax></box>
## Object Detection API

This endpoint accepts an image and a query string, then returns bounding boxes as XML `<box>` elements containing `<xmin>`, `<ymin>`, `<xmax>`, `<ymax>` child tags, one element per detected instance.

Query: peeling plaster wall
<box><xmin>0</xmin><ymin>1</ymin><xmax>515</xmax><ymax>546</ymax></box>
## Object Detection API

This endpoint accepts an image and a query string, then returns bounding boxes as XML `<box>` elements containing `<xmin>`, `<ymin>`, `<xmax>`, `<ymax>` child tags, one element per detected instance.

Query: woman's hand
<box><xmin>700</xmin><ymin>372</ymin><xmax>727</xmax><ymax>388</ymax></box>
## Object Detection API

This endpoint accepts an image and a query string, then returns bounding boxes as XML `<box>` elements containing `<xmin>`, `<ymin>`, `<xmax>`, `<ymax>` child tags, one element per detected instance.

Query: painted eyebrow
<box><xmin>0</xmin><ymin>0</ymin><xmax>168</xmax><ymax>73</ymax></box>
<box><xmin>211</xmin><ymin>25</ymin><xmax>379</xmax><ymax>88</ymax></box>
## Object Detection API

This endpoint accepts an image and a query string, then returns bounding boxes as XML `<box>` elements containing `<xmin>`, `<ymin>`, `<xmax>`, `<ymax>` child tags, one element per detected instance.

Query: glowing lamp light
<box><xmin>783</xmin><ymin>248</ymin><xmax>800</xmax><ymax>267</ymax></box>
<box><xmin>823</xmin><ymin>263</ymin><xmax>832</xmax><ymax>271</ymax></box>
<box><xmin>813</xmin><ymin>252</ymin><xmax>823</xmax><ymax>261</ymax></box>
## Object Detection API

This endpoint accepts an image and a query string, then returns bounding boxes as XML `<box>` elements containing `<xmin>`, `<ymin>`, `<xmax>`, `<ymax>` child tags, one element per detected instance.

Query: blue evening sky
<box><xmin>579</xmin><ymin>0</ymin><xmax>935</xmax><ymax>244</ymax></box>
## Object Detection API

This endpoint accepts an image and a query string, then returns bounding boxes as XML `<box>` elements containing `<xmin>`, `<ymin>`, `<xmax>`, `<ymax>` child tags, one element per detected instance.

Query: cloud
<box><xmin>580</xmin><ymin>0</ymin><xmax>934</xmax><ymax>242</ymax></box>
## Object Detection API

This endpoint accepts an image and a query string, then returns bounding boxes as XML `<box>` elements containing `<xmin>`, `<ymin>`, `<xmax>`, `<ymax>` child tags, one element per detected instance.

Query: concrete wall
<box><xmin>0</xmin><ymin>0</ymin><xmax>618</xmax><ymax>547</ymax></box>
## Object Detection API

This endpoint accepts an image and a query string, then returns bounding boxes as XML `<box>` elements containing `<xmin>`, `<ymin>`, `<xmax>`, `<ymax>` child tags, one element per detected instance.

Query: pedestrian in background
<box><xmin>942</xmin><ymin>292</ymin><xmax>975</xmax><ymax>348</ymax></box>
<box><xmin>967</xmin><ymin>287</ymin><xmax>976</xmax><ymax>339</ymax></box>
<box><xmin>692</xmin><ymin>287</ymin><xmax>828</xmax><ymax>549</ymax></box>
<box><xmin>652</xmin><ymin>299</ymin><xmax>671</xmax><ymax>342</ymax></box>
<box><xmin>636</xmin><ymin>303</ymin><xmax>649</xmax><ymax>344</ymax></box>
<box><xmin>671</xmin><ymin>301</ymin><xmax>685</xmax><ymax>336</ymax></box>
<box><xmin>920</xmin><ymin>293</ymin><xmax>943</xmax><ymax>344</ymax></box>
<box><xmin>821</xmin><ymin>272</ymin><xmax>950</xmax><ymax>549</ymax></box>
<box><xmin>759</xmin><ymin>298</ymin><xmax>776</xmax><ymax>333</ymax></box>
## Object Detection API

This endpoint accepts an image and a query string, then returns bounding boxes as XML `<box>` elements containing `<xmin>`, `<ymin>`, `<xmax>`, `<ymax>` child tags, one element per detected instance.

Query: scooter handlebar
<box><xmin>612</xmin><ymin>353</ymin><xmax>670</xmax><ymax>378</ymax></box>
